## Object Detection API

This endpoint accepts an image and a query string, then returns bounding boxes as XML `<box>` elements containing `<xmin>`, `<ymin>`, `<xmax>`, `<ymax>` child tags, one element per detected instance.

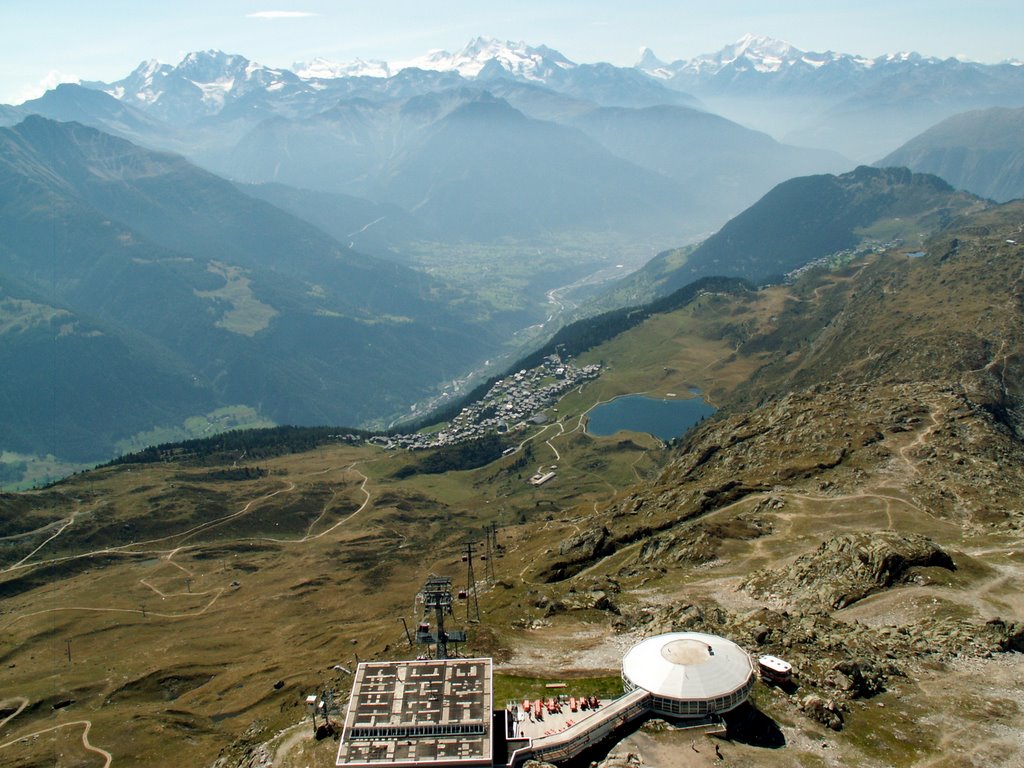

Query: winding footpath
<box><xmin>0</xmin><ymin>697</ymin><xmax>111</xmax><ymax>768</ymax></box>
<box><xmin>0</xmin><ymin>460</ymin><xmax>381</xmax><ymax>765</ymax></box>
<box><xmin>5</xmin><ymin>462</ymin><xmax>377</xmax><ymax>629</ymax></box>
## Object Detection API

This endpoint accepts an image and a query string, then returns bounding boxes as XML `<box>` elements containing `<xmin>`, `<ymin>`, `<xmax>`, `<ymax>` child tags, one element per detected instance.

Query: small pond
<box><xmin>586</xmin><ymin>394</ymin><xmax>716</xmax><ymax>441</ymax></box>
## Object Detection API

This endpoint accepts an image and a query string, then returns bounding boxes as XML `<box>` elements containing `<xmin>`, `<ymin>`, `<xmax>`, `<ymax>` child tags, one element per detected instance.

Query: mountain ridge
<box><xmin>0</xmin><ymin>116</ymin><xmax>496</xmax><ymax>464</ymax></box>
<box><xmin>598</xmin><ymin>164</ymin><xmax>988</xmax><ymax>307</ymax></box>
<box><xmin>879</xmin><ymin>105</ymin><xmax>1024</xmax><ymax>202</ymax></box>
<box><xmin>4</xmin><ymin>198</ymin><xmax>1024</xmax><ymax>767</ymax></box>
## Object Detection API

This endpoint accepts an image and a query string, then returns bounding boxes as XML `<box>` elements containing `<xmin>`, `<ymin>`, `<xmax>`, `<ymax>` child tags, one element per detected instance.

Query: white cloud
<box><xmin>13</xmin><ymin>70</ymin><xmax>79</xmax><ymax>105</ymax></box>
<box><xmin>246</xmin><ymin>11</ymin><xmax>317</xmax><ymax>19</ymax></box>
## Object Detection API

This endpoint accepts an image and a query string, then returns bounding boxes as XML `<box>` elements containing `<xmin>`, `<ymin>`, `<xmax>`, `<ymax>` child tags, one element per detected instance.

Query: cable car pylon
<box><xmin>462</xmin><ymin>542</ymin><xmax>481</xmax><ymax>622</ymax></box>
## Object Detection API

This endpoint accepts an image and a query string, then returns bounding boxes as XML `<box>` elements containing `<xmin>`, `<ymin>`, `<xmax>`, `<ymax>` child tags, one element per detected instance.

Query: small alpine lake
<box><xmin>585</xmin><ymin>394</ymin><xmax>716</xmax><ymax>441</ymax></box>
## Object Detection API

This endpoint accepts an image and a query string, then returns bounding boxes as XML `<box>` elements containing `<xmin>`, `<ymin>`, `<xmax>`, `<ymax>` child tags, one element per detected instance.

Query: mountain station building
<box><xmin>335</xmin><ymin>632</ymin><xmax>757</xmax><ymax>768</ymax></box>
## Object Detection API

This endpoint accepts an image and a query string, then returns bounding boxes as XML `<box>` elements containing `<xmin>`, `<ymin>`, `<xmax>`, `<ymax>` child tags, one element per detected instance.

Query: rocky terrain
<box><xmin>512</xmin><ymin>202</ymin><xmax>1024</xmax><ymax>766</ymax></box>
<box><xmin>740</xmin><ymin>531</ymin><xmax>956</xmax><ymax>610</ymax></box>
<box><xmin>2</xmin><ymin>203</ymin><xmax>1023</xmax><ymax>768</ymax></box>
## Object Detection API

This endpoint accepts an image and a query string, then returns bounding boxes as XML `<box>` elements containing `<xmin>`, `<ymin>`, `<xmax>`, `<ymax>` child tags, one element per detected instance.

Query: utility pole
<box><xmin>65</xmin><ymin>639</ymin><xmax>71</xmax><ymax>664</ymax></box>
<box><xmin>463</xmin><ymin>543</ymin><xmax>480</xmax><ymax>622</ymax></box>
<box><xmin>483</xmin><ymin>529</ymin><xmax>495</xmax><ymax>582</ymax></box>
<box><xmin>307</xmin><ymin>693</ymin><xmax>318</xmax><ymax>735</ymax></box>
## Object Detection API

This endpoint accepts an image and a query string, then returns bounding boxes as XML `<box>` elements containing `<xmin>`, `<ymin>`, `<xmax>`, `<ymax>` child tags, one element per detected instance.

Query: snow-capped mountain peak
<box><xmin>99</xmin><ymin>49</ymin><xmax>303</xmax><ymax>118</ymax></box>
<box><xmin>293</xmin><ymin>38</ymin><xmax>570</xmax><ymax>82</ymax></box>
<box><xmin>292</xmin><ymin>56</ymin><xmax>391</xmax><ymax>79</ymax></box>
<box><xmin>727</xmin><ymin>33</ymin><xmax>799</xmax><ymax>61</ymax></box>
<box><xmin>106</xmin><ymin>58</ymin><xmax>173</xmax><ymax>104</ymax></box>
<box><xmin>683</xmin><ymin>33</ymin><xmax>807</xmax><ymax>74</ymax></box>
<box><xmin>635</xmin><ymin>47</ymin><xmax>676</xmax><ymax>80</ymax></box>
<box><xmin>636</xmin><ymin>47</ymin><xmax>666</xmax><ymax>70</ymax></box>
<box><xmin>392</xmin><ymin>37</ymin><xmax>576</xmax><ymax>81</ymax></box>
<box><xmin>136</xmin><ymin>58</ymin><xmax>165</xmax><ymax>80</ymax></box>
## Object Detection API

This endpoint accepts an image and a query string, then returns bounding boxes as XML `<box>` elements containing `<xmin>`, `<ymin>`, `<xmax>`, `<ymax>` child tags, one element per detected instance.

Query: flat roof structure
<box><xmin>507</xmin><ymin>689</ymin><xmax>650</xmax><ymax>767</ymax></box>
<box><xmin>757</xmin><ymin>655</ymin><xmax>792</xmax><ymax>675</ymax></box>
<box><xmin>336</xmin><ymin>658</ymin><xmax>492</xmax><ymax>768</ymax></box>
<box><xmin>621</xmin><ymin>632</ymin><xmax>755</xmax><ymax>718</ymax></box>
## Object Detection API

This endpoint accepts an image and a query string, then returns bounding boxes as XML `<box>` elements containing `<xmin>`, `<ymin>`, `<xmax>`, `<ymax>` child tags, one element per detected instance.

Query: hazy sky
<box><xmin>3</xmin><ymin>0</ymin><xmax>1021</xmax><ymax>103</ymax></box>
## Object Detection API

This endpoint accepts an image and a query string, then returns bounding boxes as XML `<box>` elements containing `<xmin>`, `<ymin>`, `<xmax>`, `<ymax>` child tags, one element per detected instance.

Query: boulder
<box><xmin>741</xmin><ymin>532</ymin><xmax>955</xmax><ymax>610</ymax></box>
<box><xmin>800</xmin><ymin>694</ymin><xmax>844</xmax><ymax>731</ymax></box>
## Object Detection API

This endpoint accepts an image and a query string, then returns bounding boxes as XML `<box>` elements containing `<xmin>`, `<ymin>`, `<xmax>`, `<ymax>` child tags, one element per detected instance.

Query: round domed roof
<box><xmin>622</xmin><ymin>632</ymin><xmax>753</xmax><ymax>701</ymax></box>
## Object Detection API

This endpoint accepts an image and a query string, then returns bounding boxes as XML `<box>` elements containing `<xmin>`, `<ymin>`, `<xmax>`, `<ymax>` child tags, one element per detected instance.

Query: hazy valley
<box><xmin>2</xmin><ymin>28</ymin><xmax>1024</xmax><ymax>768</ymax></box>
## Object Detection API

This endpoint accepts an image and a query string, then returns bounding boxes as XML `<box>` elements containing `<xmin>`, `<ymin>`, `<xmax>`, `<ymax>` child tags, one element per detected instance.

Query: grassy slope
<box><xmin>3</xmin><ymin>204</ymin><xmax>1024</xmax><ymax>767</ymax></box>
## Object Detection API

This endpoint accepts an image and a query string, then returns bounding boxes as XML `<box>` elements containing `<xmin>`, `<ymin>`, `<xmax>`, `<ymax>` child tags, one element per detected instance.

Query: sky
<box><xmin>2</xmin><ymin>0</ymin><xmax>1022</xmax><ymax>104</ymax></box>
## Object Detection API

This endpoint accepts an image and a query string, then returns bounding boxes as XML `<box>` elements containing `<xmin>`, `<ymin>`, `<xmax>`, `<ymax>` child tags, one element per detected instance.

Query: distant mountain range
<box><xmin>83</xmin><ymin>42</ymin><xmax>698</xmax><ymax>126</ymax></box>
<box><xmin>0</xmin><ymin>117</ymin><xmax>495</xmax><ymax>462</ymax></box>
<box><xmin>4</xmin><ymin>35</ymin><xmax>1018</xmax><ymax>241</ymax></box>
<box><xmin>879</xmin><ymin>106</ymin><xmax>1024</xmax><ymax>203</ymax></box>
<box><xmin>0</xmin><ymin>45</ymin><xmax>851</xmax><ymax>243</ymax></box>
<box><xmin>637</xmin><ymin>33</ymin><xmax>1024</xmax><ymax>161</ymax></box>
<box><xmin>5</xmin><ymin>35</ymin><xmax>1021</xmax><ymax>169</ymax></box>
<box><xmin>638</xmin><ymin>33</ymin><xmax>1019</xmax><ymax>93</ymax></box>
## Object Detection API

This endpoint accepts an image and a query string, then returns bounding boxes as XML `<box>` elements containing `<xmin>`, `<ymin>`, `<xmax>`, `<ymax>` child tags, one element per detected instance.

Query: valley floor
<box><xmin>4</xmin><ymin>227</ymin><xmax>1024</xmax><ymax>767</ymax></box>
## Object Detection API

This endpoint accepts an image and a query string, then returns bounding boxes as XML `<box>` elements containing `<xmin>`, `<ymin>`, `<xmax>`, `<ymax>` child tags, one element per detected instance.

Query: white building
<box><xmin>621</xmin><ymin>632</ymin><xmax>755</xmax><ymax>718</ymax></box>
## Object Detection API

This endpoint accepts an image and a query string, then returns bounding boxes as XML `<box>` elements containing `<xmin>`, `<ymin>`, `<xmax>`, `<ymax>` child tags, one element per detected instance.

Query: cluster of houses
<box><xmin>784</xmin><ymin>239</ymin><xmax>903</xmax><ymax>283</ymax></box>
<box><xmin>370</xmin><ymin>356</ymin><xmax>602</xmax><ymax>451</ymax></box>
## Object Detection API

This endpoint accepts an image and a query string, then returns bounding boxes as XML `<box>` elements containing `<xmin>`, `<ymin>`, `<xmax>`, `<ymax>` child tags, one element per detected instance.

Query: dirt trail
<box><xmin>6</xmin><ymin>462</ymin><xmax>371</xmax><ymax>626</ymax></box>
<box><xmin>0</xmin><ymin>716</ymin><xmax>112</xmax><ymax>768</ymax></box>
<box><xmin>912</xmin><ymin>656</ymin><xmax>1024</xmax><ymax>768</ymax></box>
<box><xmin>0</xmin><ymin>698</ymin><xmax>28</xmax><ymax>732</ymax></box>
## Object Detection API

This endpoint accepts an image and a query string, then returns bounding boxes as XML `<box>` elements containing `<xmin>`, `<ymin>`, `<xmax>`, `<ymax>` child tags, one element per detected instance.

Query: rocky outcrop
<box><xmin>828</xmin><ymin>660</ymin><xmax>889</xmax><ymax>699</ymax></box>
<box><xmin>800</xmin><ymin>694</ymin><xmax>844</xmax><ymax>731</ymax></box>
<box><xmin>533</xmin><ymin>589</ymin><xmax>620</xmax><ymax>617</ymax></box>
<box><xmin>593</xmin><ymin>750</ymin><xmax>648</xmax><ymax>768</ymax></box>
<box><xmin>536</xmin><ymin>526</ymin><xmax>614</xmax><ymax>581</ymax></box>
<box><xmin>616</xmin><ymin>599</ymin><xmax>1024</xmax><ymax>706</ymax></box>
<box><xmin>636</xmin><ymin>515</ymin><xmax>771</xmax><ymax>567</ymax></box>
<box><xmin>981</xmin><ymin>617</ymin><xmax>1024</xmax><ymax>653</ymax></box>
<box><xmin>740</xmin><ymin>532</ymin><xmax>955</xmax><ymax>610</ymax></box>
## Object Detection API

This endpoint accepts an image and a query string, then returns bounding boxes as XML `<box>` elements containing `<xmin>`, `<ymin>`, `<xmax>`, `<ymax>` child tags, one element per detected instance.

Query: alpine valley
<box><xmin>4</xmin><ymin>35</ymin><xmax>1023</xmax><ymax>478</ymax></box>
<box><xmin>1</xmin><ymin>32</ymin><xmax>1024</xmax><ymax>768</ymax></box>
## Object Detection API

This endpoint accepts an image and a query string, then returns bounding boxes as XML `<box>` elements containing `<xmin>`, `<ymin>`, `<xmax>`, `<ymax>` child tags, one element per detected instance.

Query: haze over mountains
<box><xmin>880</xmin><ymin>106</ymin><xmax>1024</xmax><ymax>203</ymax></box>
<box><xmin>637</xmin><ymin>33</ymin><xmax>1024</xmax><ymax>161</ymax></box>
<box><xmin>2</xmin><ymin>34</ymin><xmax>1024</xmax><ymax>477</ymax></box>
<box><xmin>4</xmin><ymin>34</ymin><xmax>1019</xmax><ymax>235</ymax></box>
<box><xmin>0</xmin><ymin>116</ymin><xmax>495</xmax><ymax>462</ymax></box>
<box><xmin>0</xmin><ymin>43</ymin><xmax>845</xmax><ymax>243</ymax></box>
<box><xmin>607</xmin><ymin>165</ymin><xmax>988</xmax><ymax>304</ymax></box>
<box><xmin>5</xmin><ymin>26</ymin><xmax>1024</xmax><ymax>768</ymax></box>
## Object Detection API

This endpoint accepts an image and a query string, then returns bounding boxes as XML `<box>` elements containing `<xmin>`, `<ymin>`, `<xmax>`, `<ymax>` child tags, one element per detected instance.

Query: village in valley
<box><xmin>369</xmin><ymin>356</ymin><xmax>602</xmax><ymax>451</ymax></box>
